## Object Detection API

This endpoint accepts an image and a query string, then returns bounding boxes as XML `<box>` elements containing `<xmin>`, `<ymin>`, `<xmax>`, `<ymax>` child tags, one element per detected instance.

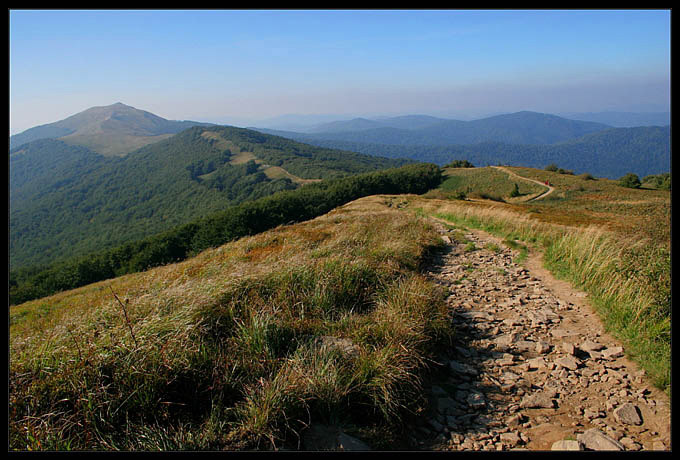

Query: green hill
<box><xmin>10</xmin><ymin>125</ymin><xmax>410</xmax><ymax>271</ymax></box>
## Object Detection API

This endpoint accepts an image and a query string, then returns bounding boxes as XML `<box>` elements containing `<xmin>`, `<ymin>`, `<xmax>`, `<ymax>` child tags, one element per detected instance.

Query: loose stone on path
<box><xmin>410</xmin><ymin>221</ymin><xmax>670</xmax><ymax>452</ymax></box>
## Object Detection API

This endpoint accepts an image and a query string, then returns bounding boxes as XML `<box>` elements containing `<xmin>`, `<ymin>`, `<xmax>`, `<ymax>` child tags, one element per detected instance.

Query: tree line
<box><xmin>9</xmin><ymin>163</ymin><xmax>442</xmax><ymax>305</ymax></box>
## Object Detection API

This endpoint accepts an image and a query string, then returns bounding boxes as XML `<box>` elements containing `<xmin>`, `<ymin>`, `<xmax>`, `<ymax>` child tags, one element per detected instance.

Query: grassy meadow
<box><xmin>424</xmin><ymin>166</ymin><xmax>545</xmax><ymax>202</ymax></box>
<box><xmin>9</xmin><ymin>197</ymin><xmax>452</xmax><ymax>451</ymax></box>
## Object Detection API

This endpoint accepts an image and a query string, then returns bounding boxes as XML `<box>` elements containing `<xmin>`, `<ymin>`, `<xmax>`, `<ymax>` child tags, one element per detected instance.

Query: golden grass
<box><xmin>10</xmin><ymin>196</ymin><xmax>450</xmax><ymax>451</ymax></box>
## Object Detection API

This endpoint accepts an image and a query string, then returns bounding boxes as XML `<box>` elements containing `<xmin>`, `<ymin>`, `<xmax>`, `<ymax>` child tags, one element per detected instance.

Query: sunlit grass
<box><xmin>10</xmin><ymin>198</ymin><xmax>451</xmax><ymax>451</ymax></box>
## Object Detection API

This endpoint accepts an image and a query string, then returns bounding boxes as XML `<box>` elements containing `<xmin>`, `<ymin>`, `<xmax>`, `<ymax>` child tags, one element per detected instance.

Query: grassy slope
<box><xmin>413</xmin><ymin>166</ymin><xmax>671</xmax><ymax>394</ymax></box>
<box><xmin>10</xmin><ymin>197</ymin><xmax>451</xmax><ymax>451</ymax></box>
<box><xmin>425</xmin><ymin>166</ymin><xmax>545</xmax><ymax>202</ymax></box>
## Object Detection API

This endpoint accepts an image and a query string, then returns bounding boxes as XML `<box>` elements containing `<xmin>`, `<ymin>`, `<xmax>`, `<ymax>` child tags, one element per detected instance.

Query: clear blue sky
<box><xmin>10</xmin><ymin>9</ymin><xmax>670</xmax><ymax>133</ymax></box>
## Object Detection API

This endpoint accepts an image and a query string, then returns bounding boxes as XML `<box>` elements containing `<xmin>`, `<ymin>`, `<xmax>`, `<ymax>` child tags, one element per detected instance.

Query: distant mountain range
<box><xmin>9</xmin><ymin>102</ymin><xmax>215</xmax><ymax>155</ymax></box>
<box><xmin>251</xmin><ymin>111</ymin><xmax>670</xmax><ymax>179</ymax></box>
<box><xmin>254</xmin><ymin>111</ymin><xmax>613</xmax><ymax>146</ymax></box>
<box><xmin>558</xmin><ymin>111</ymin><xmax>670</xmax><ymax>128</ymax></box>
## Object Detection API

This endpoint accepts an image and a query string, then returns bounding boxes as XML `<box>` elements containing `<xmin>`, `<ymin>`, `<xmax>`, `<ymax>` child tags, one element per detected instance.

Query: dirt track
<box><xmin>493</xmin><ymin>166</ymin><xmax>555</xmax><ymax>202</ymax></box>
<box><xmin>405</xmin><ymin>221</ymin><xmax>671</xmax><ymax>451</ymax></box>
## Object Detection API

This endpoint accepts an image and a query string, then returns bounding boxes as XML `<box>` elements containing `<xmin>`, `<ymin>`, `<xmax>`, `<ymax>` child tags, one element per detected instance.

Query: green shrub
<box><xmin>444</xmin><ymin>159</ymin><xmax>474</xmax><ymax>169</ymax></box>
<box><xmin>619</xmin><ymin>173</ymin><xmax>641</xmax><ymax>189</ymax></box>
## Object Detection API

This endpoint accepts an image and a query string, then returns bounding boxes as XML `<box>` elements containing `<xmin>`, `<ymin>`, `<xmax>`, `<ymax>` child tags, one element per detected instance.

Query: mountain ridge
<box><xmin>253</xmin><ymin>111</ymin><xmax>612</xmax><ymax>146</ymax></box>
<box><xmin>9</xmin><ymin>102</ymin><xmax>215</xmax><ymax>155</ymax></box>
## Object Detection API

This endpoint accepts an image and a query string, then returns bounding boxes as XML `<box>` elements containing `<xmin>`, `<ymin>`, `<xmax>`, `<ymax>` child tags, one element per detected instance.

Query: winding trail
<box><xmin>493</xmin><ymin>166</ymin><xmax>555</xmax><ymax>202</ymax></box>
<box><xmin>404</xmin><ymin>220</ymin><xmax>670</xmax><ymax>451</ymax></box>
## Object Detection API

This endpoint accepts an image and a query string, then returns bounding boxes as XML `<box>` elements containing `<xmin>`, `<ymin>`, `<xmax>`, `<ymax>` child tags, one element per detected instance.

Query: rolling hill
<box><xmin>305</xmin><ymin>114</ymin><xmax>449</xmax><ymax>133</ymax></box>
<box><xmin>255</xmin><ymin>111</ymin><xmax>612</xmax><ymax>146</ymax></box>
<box><xmin>9</xmin><ymin>102</ymin><xmax>215</xmax><ymax>156</ymax></box>
<box><xmin>558</xmin><ymin>111</ymin><xmax>670</xmax><ymax>128</ymax></box>
<box><xmin>253</xmin><ymin>125</ymin><xmax>670</xmax><ymax>179</ymax></box>
<box><xmin>10</xmin><ymin>123</ymin><xmax>410</xmax><ymax>270</ymax></box>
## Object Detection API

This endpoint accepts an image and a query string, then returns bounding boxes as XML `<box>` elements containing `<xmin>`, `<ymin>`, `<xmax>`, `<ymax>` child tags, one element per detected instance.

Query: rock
<box><xmin>512</xmin><ymin>340</ymin><xmax>535</xmax><ymax>352</ymax></box>
<box><xmin>495</xmin><ymin>333</ymin><xmax>520</xmax><ymax>349</ymax></box>
<box><xmin>501</xmin><ymin>371</ymin><xmax>521</xmax><ymax>382</ymax></box>
<box><xmin>449</xmin><ymin>360</ymin><xmax>478</xmax><ymax>376</ymax></box>
<box><xmin>551</xmin><ymin>440</ymin><xmax>583</xmax><ymax>451</ymax></box>
<box><xmin>506</xmin><ymin>414</ymin><xmax>522</xmax><ymax>426</ymax></box>
<box><xmin>652</xmin><ymin>440</ymin><xmax>666</xmax><ymax>450</ymax></box>
<box><xmin>303</xmin><ymin>424</ymin><xmax>371</xmax><ymax>451</ymax></box>
<box><xmin>499</xmin><ymin>432</ymin><xmax>521</xmax><ymax>446</ymax></box>
<box><xmin>503</xmin><ymin>318</ymin><xmax>521</xmax><ymax>327</ymax></box>
<box><xmin>535</xmin><ymin>341</ymin><xmax>551</xmax><ymax>354</ymax></box>
<box><xmin>436</xmin><ymin>397</ymin><xmax>459</xmax><ymax>415</ymax></box>
<box><xmin>467</xmin><ymin>391</ymin><xmax>486</xmax><ymax>409</ymax></box>
<box><xmin>601</xmin><ymin>346</ymin><xmax>624</xmax><ymax>360</ymax></box>
<box><xmin>562</xmin><ymin>342</ymin><xmax>576</xmax><ymax>355</ymax></box>
<box><xmin>613</xmin><ymin>403</ymin><xmax>643</xmax><ymax>426</ymax></box>
<box><xmin>581</xmin><ymin>339</ymin><xmax>604</xmax><ymax>352</ymax></box>
<box><xmin>555</xmin><ymin>355</ymin><xmax>581</xmax><ymax>370</ymax></box>
<box><xmin>550</xmin><ymin>328</ymin><xmax>572</xmax><ymax>338</ymax></box>
<box><xmin>526</xmin><ymin>357</ymin><xmax>547</xmax><ymax>370</ymax></box>
<box><xmin>428</xmin><ymin>419</ymin><xmax>445</xmax><ymax>433</ymax></box>
<box><xmin>459</xmin><ymin>310</ymin><xmax>494</xmax><ymax>321</ymax></box>
<box><xmin>577</xmin><ymin>428</ymin><xmax>624</xmax><ymax>451</ymax></box>
<box><xmin>519</xmin><ymin>393</ymin><xmax>555</xmax><ymax>409</ymax></box>
<box><xmin>619</xmin><ymin>437</ymin><xmax>642</xmax><ymax>451</ymax></box>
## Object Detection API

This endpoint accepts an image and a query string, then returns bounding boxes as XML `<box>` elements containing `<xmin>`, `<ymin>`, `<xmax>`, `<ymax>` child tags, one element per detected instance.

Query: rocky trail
<box><xmin>404</xmin><ymin>221</ymin><xmax>671</xmax><ymax>451</ymax></box>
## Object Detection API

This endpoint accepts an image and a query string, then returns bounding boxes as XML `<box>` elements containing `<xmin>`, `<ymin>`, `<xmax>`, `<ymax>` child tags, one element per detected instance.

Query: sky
<box><xmin>9</xmin><ymin>9</ymin><xmax>671</xmax><ymax>134</ymax></box>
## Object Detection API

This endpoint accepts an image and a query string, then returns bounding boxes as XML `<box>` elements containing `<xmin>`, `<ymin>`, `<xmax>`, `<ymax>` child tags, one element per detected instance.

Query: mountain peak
<box><xmin>10</xmin><ymin>103</ymin><xmax>214</xmax><ymax>155</ymax></box>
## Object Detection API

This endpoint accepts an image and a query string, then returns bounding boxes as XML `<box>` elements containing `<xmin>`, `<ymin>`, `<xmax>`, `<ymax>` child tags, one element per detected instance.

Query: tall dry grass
<box><xmin>10</xmin><ymin>200</ymin><xmax>452</xmax><ymax>451</ymax></box>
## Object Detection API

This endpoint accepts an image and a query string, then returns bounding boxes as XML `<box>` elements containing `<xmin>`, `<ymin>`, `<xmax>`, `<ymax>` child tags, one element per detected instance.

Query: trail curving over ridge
<box><xmin>493</xmin><ymin>166</ymin><xmax>555</xmax><ymax>202</ymax></box>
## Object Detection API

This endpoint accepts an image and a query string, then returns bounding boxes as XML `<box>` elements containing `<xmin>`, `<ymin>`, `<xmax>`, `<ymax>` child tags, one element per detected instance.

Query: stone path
<box><xmin>406</xmin><ymin>222</ymin><xmax>671</xmax><ymax>451</ymax></box>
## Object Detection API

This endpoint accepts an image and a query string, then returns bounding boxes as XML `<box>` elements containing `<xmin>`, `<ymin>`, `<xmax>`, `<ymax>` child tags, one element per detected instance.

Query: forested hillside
<box><xmin>10</xmin><ymin>125</ymin><xmax>409</xmax><ymax>270</ymax></box>
<box><xmin>10</xmin><ymin>163</ymin><xmax>441</xmax><ymax>305</ymax></box>
<box><xmin>261</xmin><ymin>126</ymin><xmax>670</xmax><ymax>179</ymax></box>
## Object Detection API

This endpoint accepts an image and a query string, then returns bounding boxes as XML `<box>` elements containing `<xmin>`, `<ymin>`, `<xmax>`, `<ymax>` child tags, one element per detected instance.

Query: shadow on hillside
<box><xmin>402</xmin><ymin>239</ymin><xmax>527</xmax><ymax>450</ymax></box>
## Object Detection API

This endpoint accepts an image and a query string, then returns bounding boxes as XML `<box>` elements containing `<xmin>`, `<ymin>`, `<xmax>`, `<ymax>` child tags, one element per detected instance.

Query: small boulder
<box><xmin>555</xmin><ymin>355</ymin><xmax>581</xmax><ymax>370</ymax></box>
<box><xmin>601</xmin><ymin>346</ymin><xmax>624</xmax><ymax>360</ymax></box>
<box><xmin>613</xmin><ymin>403</ymin><xmax>643</xmax><ymax>426</ymax></box>
<box><xmin>519</xmin><ymin>392</ymin><xmax>555</xmax><ymax>409</ymax></box>
<box><xmin>577</xmin><ymin>428</ymin><xmax>624</xmax><ymax>451</ymax></box>
<box><xmin>551</xmin><ymin>440</ymin><xmax>583</xmax><ymax>451</ymax></box>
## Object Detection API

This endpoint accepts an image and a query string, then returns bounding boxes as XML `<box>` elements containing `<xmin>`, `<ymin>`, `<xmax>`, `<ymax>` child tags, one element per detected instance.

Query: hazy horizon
<box><xmin>10</xmin><ymin>9</ymin><xmax>670</xmax><ymax>134</ymax></box>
